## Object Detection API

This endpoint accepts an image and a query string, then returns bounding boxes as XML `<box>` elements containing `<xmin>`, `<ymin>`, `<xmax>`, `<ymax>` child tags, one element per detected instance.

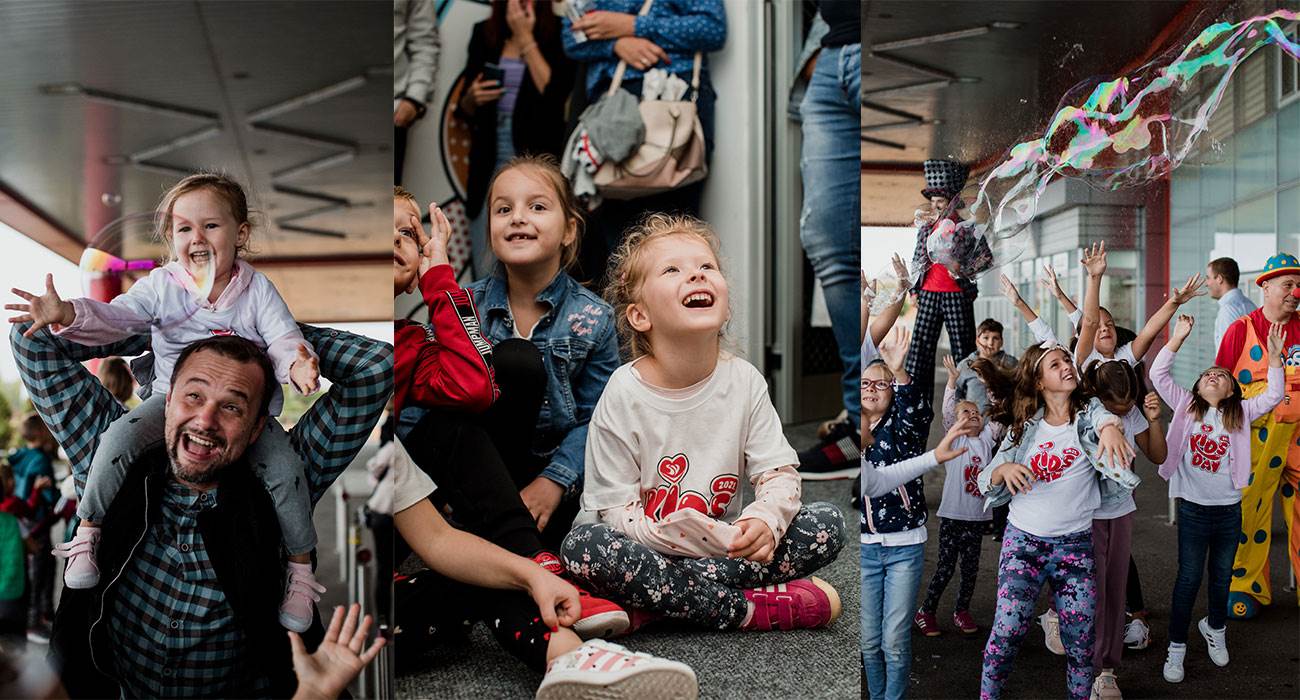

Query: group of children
<box><xmin>863</xmin><ymin>239</ymin><xmax>1290</xmax><ymax>700</ymax></box>
<box><xmin>390</xmin><ymin>154</ymin><xmax>849</xmax><ymax>697</ymax></box>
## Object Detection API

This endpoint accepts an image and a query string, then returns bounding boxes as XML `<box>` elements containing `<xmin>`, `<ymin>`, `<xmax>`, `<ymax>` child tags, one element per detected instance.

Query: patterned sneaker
<box><xmin>1163</xmin><ymin>643</ymin><xmax>1186</xmax><ymax>683</ymax></box>
<box><xmin>1122</xmin><ymin>617</ymin><xmax>1150</xmax><ymax>650</ymax></box>
<box><xmin>952</xmin><ymin>609</ymin><xmax>979</xmax><ymax>634</ymax></box>
<box><xmin>279</xmin><ymin>562</ymin><xmax>326</xmax><ymax>633</ymax></box>
<box><xmin>1090</xmin><ymin>670</ymin><xmax>1122</xmax><ymax>699</ymax></box>
<box><xmin>913</xmin><ymin>609</ymin><xmax>940</xmax><ymax>637</ymax></box>
<box><xmin>796</xmin><ymin>419</ymin><xmax>861</xmax><ymax>481</ymax></box>
<box><xmin>1198</xmin><ymin>617</ymin><xmax>1229</xmax><ymax>667</ymax></box>
<box><xmin>53</xmin><ymin>526</ymin><xmax>101</xmax><ymax>589</ymax></box>
<box><xmin>740</xmin><ymin>577</ymin><xmax>840</xmax><ymax>631</ymax></box>
<box><xmin>532</xmin><ymin>552</ymin><xmax>630</xmax><ymax>640</ymax></box>
<box><xmin>536</xmin><ymin>639</ymin><xmax>698</xmax><ymax>700</ymax></box>
<box><xmin>1039</xmin><ymin>609</ymin><xmax>1065</xmax><ymax>656</ymax></box>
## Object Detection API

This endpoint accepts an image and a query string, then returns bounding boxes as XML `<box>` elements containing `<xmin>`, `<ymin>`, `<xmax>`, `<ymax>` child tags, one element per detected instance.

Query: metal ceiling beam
<box><xmin>871</xmin><ymin>21</ymin><xmax>1022</xmax><ymax>52</ymax></box>
<box><xmin>37</xmin><ymin>83</ymin><xmax>220</xmax><ymax>122</ymax></box>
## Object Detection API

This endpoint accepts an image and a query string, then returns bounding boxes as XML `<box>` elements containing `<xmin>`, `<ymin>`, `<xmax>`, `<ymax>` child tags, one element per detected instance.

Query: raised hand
<box><xmin>1081</xmin><ymin>241</ymin><xmax>1107</xmax><ymax>278</ymax></box>
<box><xmin>289</xmin><ymin>604</ymin><xmax>385</xmax><ymax>700</ymax></box>
<box><xmin>861</xmin><ymin>269</ymin><xmax>877</xmax><ymax>301</ymax></box>
<box><xmin>1142</xmin><ymin>391</ymin><xmax>1162</xmax><ymax>422</ymax></box>
<box><xmin>942</xmin><ymin>354</ymin><xmax>960</xmax><ymax>387</ymax></box>
<box><xmin>1171</xmin><ymin>314</ymin><xmax>1195</xmax><ymax>342</ymax></box>
<box><xmin>7</xmin><ymin>274</ymin><xmax>76</xmax><ymax>338</ymax></box>
<box><xmin>1170</xmin><ymin>273</ymin><xmax>1208</xmax><ymax>305</ymax></box>
<box><xmin>422</xmin><ymin>203</ymin><xmax>452</xmax><ymax>272</ymax></box>
<box><xmin>289</xmin><ymin>344</ymin><xmax>321</xmax><ymax>395</ymax></box>
<box><xmin>1038</xmin><ymin>263</ymin><xmax>1061</xmax><ymax>294</ymax></box>
<box><xmin>999</xmin><ymin>273</ymin><xmax>1023</xmax><ymax>305</ymax></box>
<box><xmin>505</xmin><ymin>0</ymin><xmax>536</xmax><ymax>39</ymax></box>
<box><xmin>878</xmin><ymin>325</ymin><xmax>912</xmax><ymax>374</ymax></box>
<box><xmin>891</xmin><ymin>253</ymin><xmax>912</xmax><ymax>293</ymax></box>
<box><xmin>1267</xmin><ymin>321</ymin><xmax>1286</xmax><ymax>363</ymax></box>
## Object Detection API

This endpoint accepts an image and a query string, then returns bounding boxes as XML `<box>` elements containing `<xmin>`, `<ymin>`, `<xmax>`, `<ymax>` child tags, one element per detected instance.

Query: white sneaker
<box><xmin>1090</xmin><ymin>670</ymin><xmax>1122</xmax><ymax>699</ymax></box>
<box><xmin>1039</xmin><ymin>609</ymin><xmax>1065</xmax><ymax>656</ymax></box>
<box><xmin>1122</xmin><ymin>617</ymin><xmax>1149</xmax><ymax>650</ymax></box>
<box><xmin>536</xmin><ymin>639</ymin><xmax>698</xmax><ymax>700</ymax></box>
<box><xmin>1198</xmin><ymin>617</ymin><xmax>1229</xmax><ymax>667</ymax></box>
<box><xmin>1163</xmin><ymin>643</ymin><xmax>1186</xmax><ymax>683</ymax></box>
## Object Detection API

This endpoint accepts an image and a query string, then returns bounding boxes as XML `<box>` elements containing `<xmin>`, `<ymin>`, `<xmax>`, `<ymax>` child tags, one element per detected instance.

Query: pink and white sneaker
<box><xmin>740</xmin><ymin>576</ymin><xmax>841</xmax><ymax>631</ymax></box>
<box><xmin>53</xmin><ymin>526</ymin><xmax>101</xmax><ymax>589</ymax></box>
<box><xmin>536</xmin><ymin>639</ymin><xmax>697</xmax><ymax>700</ymax></box>
<box><xmin>279</xmin><ymin>562</ymin><xmax>326</xmax><ymax>633</ymax></box>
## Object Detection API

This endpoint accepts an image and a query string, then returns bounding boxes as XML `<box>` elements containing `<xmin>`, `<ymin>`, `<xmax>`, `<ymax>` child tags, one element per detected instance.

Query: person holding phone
<box><xmin>458</xmin><ymin>0</ymin><xmax>575</xmax><ymax>279</ymax></box>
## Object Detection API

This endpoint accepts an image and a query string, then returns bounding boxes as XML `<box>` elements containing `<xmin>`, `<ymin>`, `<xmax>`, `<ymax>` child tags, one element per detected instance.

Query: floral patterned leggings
<box><xmin>981</xmin><ymin>524</ymin><xmax>1096</xmax><ymax>700</ymax></box>
<box><xmin>561</xmin><ymin>502</ymin><xmax>845</xmax><ymax>629</ymax></box>
<box><xmin>920</xmin><ymin>517</ymin><xmax>985</xmax><ymax>614</ymax></box>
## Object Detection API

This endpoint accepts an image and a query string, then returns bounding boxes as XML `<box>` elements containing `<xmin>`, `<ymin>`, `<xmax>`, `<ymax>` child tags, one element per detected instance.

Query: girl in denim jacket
<box><xmin>467</xmin><ymin>155</ymin><xmax>620</xmax><ymax>547</ymax></box>
<box><xmin>974</xmin><ymin>343</ymin><xmax>1137</xmax><ymax>700</ymax></box>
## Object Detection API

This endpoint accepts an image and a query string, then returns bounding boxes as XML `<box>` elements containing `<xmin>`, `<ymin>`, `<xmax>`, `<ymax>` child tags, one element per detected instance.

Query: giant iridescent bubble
<box><xmin>964</xmin><ymin>9</ymin><xmax>1300</xmax><ymax>277</ymax></box>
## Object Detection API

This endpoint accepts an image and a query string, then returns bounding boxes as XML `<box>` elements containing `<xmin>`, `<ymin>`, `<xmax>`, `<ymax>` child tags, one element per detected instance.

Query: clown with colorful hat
<box><xmin>1215</xmin><ymin>252</ymin><xmax>1300</xmax><ymax>619</ymax></box>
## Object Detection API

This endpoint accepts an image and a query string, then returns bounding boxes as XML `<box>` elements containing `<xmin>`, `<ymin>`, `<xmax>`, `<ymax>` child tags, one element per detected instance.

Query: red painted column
<box><xmin>82</xmin><ymin>101</ymin><xmax>121</xmax><ymax>375</ymax></box>
<box><xmin>1144</xmin><ymin>178</ymin><xmax>1172</xmax><ymax>346</ymax></box>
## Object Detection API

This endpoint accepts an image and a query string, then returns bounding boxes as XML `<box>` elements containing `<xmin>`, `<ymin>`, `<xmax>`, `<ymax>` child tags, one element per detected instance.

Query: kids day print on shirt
<box><xmin>1027</xmin><ymin>440</ymin><xmax>1083</xmax><ymax>484</ymax></box>
<box><xmin>643</xmin><ymin>453</ymin><xmax>738</xmax><ymax>521</ymax></box>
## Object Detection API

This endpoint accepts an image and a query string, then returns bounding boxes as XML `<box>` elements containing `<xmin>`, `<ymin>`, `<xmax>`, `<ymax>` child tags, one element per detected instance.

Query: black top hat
<box><xmin>921</xmin><ymin>159</ymin><xmax>970</xmax><ymax>199</ymax></box>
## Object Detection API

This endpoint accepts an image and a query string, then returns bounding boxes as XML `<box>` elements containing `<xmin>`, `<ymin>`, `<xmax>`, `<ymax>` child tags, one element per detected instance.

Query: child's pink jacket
<box><xmin>1150</xmin><ymin>347</ymin><xmax>1282</xmax><ymax>489</ymax></box>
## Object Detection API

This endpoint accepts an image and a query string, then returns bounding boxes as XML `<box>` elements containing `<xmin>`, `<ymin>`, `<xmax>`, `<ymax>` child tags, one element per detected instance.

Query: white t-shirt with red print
<box><xmin>1007</xmin><ymin>419</ymin><xmax>1100</xmax><ymax>537</ymax></box>
<box><xmin>579</xmin><ymin>354</ymin><xmax>802</xmax><ymax>558</ymax></box>
<box><xmin>937</xmin><ymin>421</ymin><xmax>1000</xmax><ymax>522</ymax></box>
<box><xmin>1170</xmin><ymin>409</ymin><xmax>1241</xmax><ymax>506</ymax></box>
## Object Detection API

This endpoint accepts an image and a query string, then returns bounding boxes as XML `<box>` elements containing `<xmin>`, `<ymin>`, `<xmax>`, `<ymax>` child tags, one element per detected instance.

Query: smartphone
<box><xmin>566</xmin><ymin>0</ymin><xmax>590</xmax><ymax>43</ymax></box>
<box><xmin>482</xmin><ymin>62</ymin><xmax>504</xmax><ymax>85</ymax></box>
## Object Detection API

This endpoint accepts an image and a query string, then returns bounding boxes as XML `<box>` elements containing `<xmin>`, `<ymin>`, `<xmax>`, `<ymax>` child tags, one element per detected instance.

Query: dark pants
<box><xmin>1126</xmin><ymin>555</ymin><xmax>1145</xmax><ymax>614</ymax></box>
<box><xmin>906</xmin><ymin>289</ymin><xmax>975</xmax><ymax>410</ymax></box>
<box><xmin>921</xmin><ymin>517</ymin><xmax>984</xmax><ymax>614</ymax></box>
<box><xmin>27</xmin><ymin>533</ymin><xmax>53</xmax><ymax>625</ymax></box>
<box><xmin>398</xmin><ymin>339</ymin><xmax>575</xmax><ymax>552</ymax></box>
<box><xmin>1169</xmin><ymin>498</ymin><xmax>1240</xmax><ymax>644</ymax></box>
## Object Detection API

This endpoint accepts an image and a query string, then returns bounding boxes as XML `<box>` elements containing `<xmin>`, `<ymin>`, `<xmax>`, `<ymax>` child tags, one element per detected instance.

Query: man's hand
<box><xmin>394</xmin><ymin>99</ymin><xmax>418</xmax><ymax>128</ymax></box>
<box><xmin>573</xmin><ymin>10</ymin><xmax>637</xmax><ymax>40</ymax></box>
<box><xmin>520</xmin><ymin>476</ymin><xmax>565</xmax><ymax>531</ymax></box>
<box><xmin>290</xmin><ymin>344</ymin><xmax>321</xmax><ymax>395</ymax></box>
<box><xmin>727</xmin><ymin>517</ymin><xmax>776</xmax><ymax>563</ymax></box>
<box><xmin>289</xmin><ymin>604</ymin><xmax>385</xmax><ymax>700</ymax></box>
<box><xmin>8</xmin><ymin>274</ymin><xmax>76</xmax><ymax>337</ymax></box>
<box><xmin>613</xmin><ymin>37</ymin><xmax>669</xmax><ymax>71</ymax></box>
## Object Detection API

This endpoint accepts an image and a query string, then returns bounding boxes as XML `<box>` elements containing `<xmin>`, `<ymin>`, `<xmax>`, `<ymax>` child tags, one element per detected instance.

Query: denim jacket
<box><xmin>467</xmin><ymin>271</ymin><xmax>620</xmax><ymax>493</ymax></box>
<box><xmin>978</xmin><ymin>397</ymin><xmax>1139</xmax><ymax>510</ymax></box>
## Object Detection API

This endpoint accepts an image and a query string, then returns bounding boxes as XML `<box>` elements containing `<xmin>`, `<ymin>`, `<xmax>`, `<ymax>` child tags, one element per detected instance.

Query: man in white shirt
<box><xmin>1206</xmin><ymin>257</ymin><xmax>1258</xmax><ymax>347</ymax></box>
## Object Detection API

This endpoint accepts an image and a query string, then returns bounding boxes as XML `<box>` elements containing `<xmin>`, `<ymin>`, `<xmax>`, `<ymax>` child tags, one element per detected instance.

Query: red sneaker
<box><xmin>531</xmin><ymin>551</ymin><xmax>630</xmax><ymax>640</ymax></box>
<box><xmin>952</xmin><ymin>609</ymin><xmax>979</xmax><ymax>634</ymax></box>
<box><xmin>740</xmin><ymin>577</ymin><xmax>840</xmax><ymax>631</ymax></box>
<box><xmin>913</xmin><ymin>609</ymin><xmax>941</xmax><ymax>637</ymax></box>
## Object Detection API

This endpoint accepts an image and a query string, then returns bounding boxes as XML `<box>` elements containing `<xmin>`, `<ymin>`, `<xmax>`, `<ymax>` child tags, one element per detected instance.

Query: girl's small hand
<box><xmin>878</xmin><ymin>325</ymin><xmax>912</xmax><ymax>374</ymax></box>
<box><xmin>290</xmin><ymin>344</ymin><xmax>321</xmax><ymax>395</ymax></box>
<box><xmin>861</xmin><ymin>269</ymin><xmax>877</xmax><ymax>301</ymax></box>
<box><xmin>1267</xmin><ymin>321</ymin><xmax>1286</xmax><ymax>364</ymax></box>
<box><xmin>523</xmin><ymin>566</ymin><xmax>581</xmax><ymax>630</ymax></box>
<box><xmin>8</xmin><ymin>274</ymin><xmax>76</xmax><ymax>338</ymax></box>
<box><xmin>31</xmin><ymin>475</ymin><xmax>53</xmax><ymax>492</ymax></box>
<box><xmin>1081</xmin><ymin>241</ymin><xmax>1107</xmax><ymax>278</ymax></box>
<box><xmin>1142</xmin><ymin>391</ymin><xmax>1162</xmax><ymax>422</ymax></box>
<box><xmin>728</xmin><ymin>518</ymin><xmax>775</xmax><ymax>563</ymax></box>
<box><xmin>998</xmin><ymin>273</ymin><xmax>1022</xmax><ymax>305</ymax></box>
<box><xmin>942</xmin><ymin>354</ymin><xmax>960</xmax><ymax>387</ymax></box>
<box><xmin>933</xmin><ymin>421</ymin><xmax>972</xmax><ymax>463</ymax></box>
<box><xmin>1038</xmin><ymin>263</ymin><xmax>1061</xmax><ymax>295</ymax></box>
<box><xmin>1171</xmin><ymin>314</ymin><xmax>1194</xmax><ymax>342</ymax></box>
<box><xmin>573</xmin><ymin>10</ymin><xmax>637</xmax><ymax>40</ymax></box>
<box><xmin>1097</xmin><ymin>423</ymin><xmax>1135</xmax><ymax>470</ymax></box>
<box><xmin>288</xmin><ymin>604</ymin><xmax>385</xmax><ymax>700</ymax></box>
<box><xmin>891</xmin><ymin>253</ymin><xmax>911</xmax><ymax>293</ymax></box>
<box><xmin>520</xmin><ymin>476</ymin><xmax>565</xmax><ymax>531</ymax></box>
<box><xmin>992</xmin><ymin>462</ymin><xmax>1034</xmax><ymax>494</ymax></box>
<box><xmin>1170</xmin><ymin>273</ymin><xmax>1208</xmax><ymax>305</ymax></box>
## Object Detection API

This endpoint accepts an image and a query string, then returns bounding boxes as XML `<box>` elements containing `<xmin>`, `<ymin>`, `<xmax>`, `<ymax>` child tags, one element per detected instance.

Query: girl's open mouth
<box><xmin>682</xmin><ymin>291</ymin><xmax>714</xmax><ymax>308</ymax></box>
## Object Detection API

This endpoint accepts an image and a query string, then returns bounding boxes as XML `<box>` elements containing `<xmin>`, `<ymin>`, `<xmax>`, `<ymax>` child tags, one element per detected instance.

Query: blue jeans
<box><xmin>800</xmin><ymin>43</ymin><xmax>862</xmax><ymax>423</ymax></box>
<box><xmin>860</xmin><ymin>540</ymin><xmax>925</xmax><ymax>700</ymax></box>
<box><xmin>1169</xmin><ymin>498</ymin><xmax>1240</xmax><ymax>643</ymax></box>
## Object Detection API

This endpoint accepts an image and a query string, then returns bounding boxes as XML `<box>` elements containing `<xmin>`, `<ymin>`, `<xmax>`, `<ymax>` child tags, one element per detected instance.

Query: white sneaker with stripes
<box><xmin>536</xmin><ymin>639</ymin><xmax>698</xmax><ymax>700</ymax></box>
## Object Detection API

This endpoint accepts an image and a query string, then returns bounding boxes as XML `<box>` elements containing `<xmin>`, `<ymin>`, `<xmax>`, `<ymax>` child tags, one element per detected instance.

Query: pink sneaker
<box><xmin>953</xmin><ymin>609</ymin><xmax>980</xmax><ymax>634</ymax></box>
<box><xmin>740</xmin><ymin>576</ymin><xmax>840</xmax><ymax>631</ymax></box>
<box><xmin>913</xmin><ymin>609</ymin><xmax>941</xmax><ymax>637</ymax></box>
<box><xmin>279</xmin><ymin>562</ymin><xmax>326</xmax><ymax>632</ymax></box>
<box><xmin>53</xmin><ymin>526</ymin><xmax>101</xmax><ymax>589</ymax></box>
